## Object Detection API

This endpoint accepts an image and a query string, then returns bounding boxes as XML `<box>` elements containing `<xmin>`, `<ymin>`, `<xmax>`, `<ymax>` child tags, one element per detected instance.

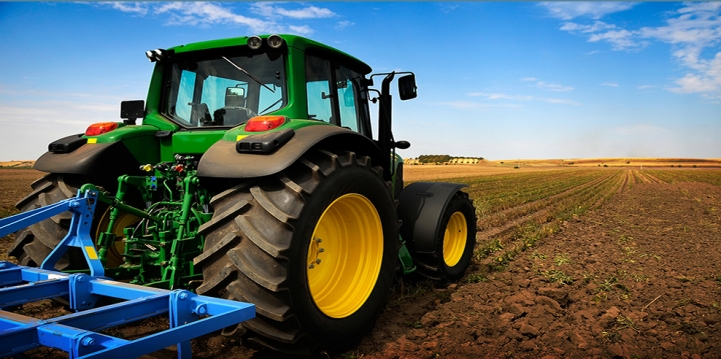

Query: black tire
<box><xmin>195</xmin><ymin>149</ymin><xmax>398</xmax><ymax>355</ymax></box>
<box><xmin>413</xmin><ymin>191</ymin><xmax>477</xmax><ymax>281</ymax></box>
<box><xmin>8</xmin><ymin>173</ymin><xmax>89</xmax><ymax>270</ymax></box>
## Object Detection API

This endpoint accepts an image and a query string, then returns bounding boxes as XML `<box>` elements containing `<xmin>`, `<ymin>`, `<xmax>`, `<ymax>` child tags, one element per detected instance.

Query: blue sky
<box><xmin>0</xmin><ymin>2</ymin><xmax>719</xmax><ymax>161</ymax></box>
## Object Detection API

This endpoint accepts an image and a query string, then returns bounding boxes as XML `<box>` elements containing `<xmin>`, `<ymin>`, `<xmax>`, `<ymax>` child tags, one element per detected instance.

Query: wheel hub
<box><xmin>306</xmin><ymin>193</ymin><xmax>383</xmax><ymax>319</ymax></box>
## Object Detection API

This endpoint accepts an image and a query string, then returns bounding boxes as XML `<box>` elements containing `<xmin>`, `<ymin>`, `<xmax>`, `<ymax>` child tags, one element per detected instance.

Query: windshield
<box><xmin>162</xmin><ymin>51</ymin><xmax>286</xmax><ymax>127</ymax></box>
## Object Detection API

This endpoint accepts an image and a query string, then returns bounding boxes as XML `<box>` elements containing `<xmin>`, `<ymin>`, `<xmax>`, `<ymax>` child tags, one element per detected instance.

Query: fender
<box><xmin>197</xmin><ymin>125</ymin><xmax>382</xmax><ymax>178</ymax></box>
<box><xmin>34</xmin><ymin>141</ymin><xmax>143</xmax><ymax>190</ymax></box>
<box><xmin>397</xmin><ymin>182</ymin><xmax>469</xmax><ymax>254</ymax></box>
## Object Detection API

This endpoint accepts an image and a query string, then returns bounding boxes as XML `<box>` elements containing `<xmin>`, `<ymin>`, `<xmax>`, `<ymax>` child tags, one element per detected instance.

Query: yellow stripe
<box><xmin>236</xmin><ymin>135</ymin><xmax>247</xmax><ymax>141</ymax></box>
<box><xmin>85</xmin><ymin>246</ymin><xmax>98</xmax><ymax>260</ymax></box>
<box><xmin>87</xmin><ymin>138</ymin><xmax>97</xmax><ymax>144</ymax></box>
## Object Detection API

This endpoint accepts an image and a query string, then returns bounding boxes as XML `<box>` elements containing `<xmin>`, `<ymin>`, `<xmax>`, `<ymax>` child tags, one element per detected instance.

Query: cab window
<box><xmin>305</xmin><ymin>56</ymin><xmax>333</xmax><ymax>123</ymax></box>
<box><xmin>305</xmin><ymin>54</ymin><xmax>371</xmax><ymax>136</ymax></box>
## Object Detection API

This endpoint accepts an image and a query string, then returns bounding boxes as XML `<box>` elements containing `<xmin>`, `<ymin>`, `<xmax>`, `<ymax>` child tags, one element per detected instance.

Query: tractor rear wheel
<box><xmin>8</xmin><ymin>173</ymin><xmax>88</xmax><ymax>270</ymax></box>
<box><xmin>413</xmin><ymin>191</ymin><xmax>476</xmax><ymax>281</ymax></box>
<box><xmin>195</xmin><ymin>149</ymin><xmax>398</xmax><ymax>355</ymax></box>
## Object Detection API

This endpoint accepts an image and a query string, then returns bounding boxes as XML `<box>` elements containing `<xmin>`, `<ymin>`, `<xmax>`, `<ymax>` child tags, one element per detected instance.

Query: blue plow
<box><xmin>0</xmin><ymin>189</ymin><xmax>255</xmax><ymax>358</ymax></box>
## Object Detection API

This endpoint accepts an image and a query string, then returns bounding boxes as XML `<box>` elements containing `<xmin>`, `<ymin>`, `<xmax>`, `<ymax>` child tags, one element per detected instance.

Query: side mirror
<box><xmin>394</xmin><ymin>140</ymin><xmax>411</xmax><ymax>149</ymax></box>
<box><xmin>225</xmin><ymin>87</ymin><xmax>246</xmax><ymax>107</ymax></box>
<box><xmin>398</xmin><ymin>74</ymin><xmax>417</xmax><ymax>101</ymax></box>
<box><xmin>120</xmin><ymin>100</ymin><xmax>145</xmax><ymax>125</ymax></box>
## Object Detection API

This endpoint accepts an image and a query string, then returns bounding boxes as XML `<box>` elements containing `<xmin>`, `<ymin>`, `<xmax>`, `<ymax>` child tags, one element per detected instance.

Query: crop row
<box><xmin>453</xmin><ymin>170</ymin><xmax>616</xmax><ymax>219</ymax></box>
<box><xmin>645</xmin><ymin>169</ymin><xmax>721</xmax><ymax>186</ymax></box>
<box><xmin>460</xmin><ymin>168</ymin><xmax>721</xmax><ymax>281</ymax></box>
<box><xmin>467</xmin><ymin>169</ymin><xmax>626</xmax><ymax>277</ymax></box>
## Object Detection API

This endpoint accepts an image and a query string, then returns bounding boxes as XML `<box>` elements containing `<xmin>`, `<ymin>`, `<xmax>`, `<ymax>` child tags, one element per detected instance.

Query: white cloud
<box><xmin>549</xmin><ymin>2</ymin><xmax>721</xmax><ymax>98</ymax></box>
<box><xmin>670</xmin><ymin>70</ymin><xmax>720</xmax><ymax>94</ymax></box>
<box><xmin>439</xmin><ymin>101</ymin><xmax>520</xmax><ymax>110</ymax></box>
<box><xmin>288</xmin><ymin>25</ymin><xmax>314</xmax><ymax>36</ymax></box>
<box><xmin>560</xmin><ymin>21</ymin><xmax>616</xmax><ymax>33</ymax></box>
<box><xmin>466</xmin><ymin>92</ymin><xmax>579</xmax><ymax>105</ymax></box>
<box><xmin>468</xmin><ymin>92</ymin><xmax>534</xmax><ymax>101</ymax></box>
<box><xmin>561</xmin><ymin>22</ymin><xmax>645</xmax><ymax>50</ymax></box>
<box><xmin>540</xmin><ymin>2</ymin><xmax>635</xmax><ymax>20</ymax></box>
<box><xmin>640</xmin><ymin>4</ymin><xmax>721</xmax><ymax>96</ymax></box>
<box><xmin>109</xmin><ymin>2</ymin><xmax>149</xmax><ymax>16</ymax></box>
<box><xmin>439</xmin><ymin>4</ymin><xmax>460</xmax><ymax>14</ymax></box>
<box><xmin>601</xmin><ymin>82</ymin><xmax>619</xmax><ymax>87</ymax></box>
<box><xmin>103</xmin><ymin>2</ymin><xmax>341</xmax><ymax>37</ymax></box>
<box><xmin>520</xmin><ymin>78</ymin><xmax>574</xmax><ymax>92</ymax></box>
<box><xmin>278</xmin><ymin>5</ymin><xmax>334</xmax><ymax>19</ymax></box>
<box><xmin>546</xmin><ymin>98</ymin><xmax>581</xmax><ymax>105</ymax></box>
<box><xmin>588</xmin><ymin>29</ymin><xmax>645</xmax><ymax>50</ymax></box>
<box><xmin>637</xmin><ymin>85</ymin><xmax>655</xmax><ymax>89</ymax></box>
<box><xmin>155</xmin><ymin>2</ymin><xmax>277</xmax><ymax>32</ymax></box>
<box><xmin>250</xmin><ymin>3</ymin><xmax>335</xmax><ymax>20</ymax></box>
<box><xmin>335</xmin><ymin>20</ymin><xmax>354</xmax><ymax>30</ymax></box>
<box><xmin>536</xmin><ymin>81</ymin><xmax>574</xmax><ymax>92</ymax></box>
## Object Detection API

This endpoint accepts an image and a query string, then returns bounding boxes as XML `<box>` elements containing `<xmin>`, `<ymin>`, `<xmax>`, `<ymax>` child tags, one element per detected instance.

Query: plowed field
<box><xmin>1</xmin><ymin>167</ymin><xmax>720</xmax><ymax>358</ymax></box>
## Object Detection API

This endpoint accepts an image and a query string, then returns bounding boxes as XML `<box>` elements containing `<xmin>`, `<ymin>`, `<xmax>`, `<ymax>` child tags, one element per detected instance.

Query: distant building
<box><xmin>405</xmin><ymin>157</ymin><xmax>481</xmax><ymax>165</ymax></box>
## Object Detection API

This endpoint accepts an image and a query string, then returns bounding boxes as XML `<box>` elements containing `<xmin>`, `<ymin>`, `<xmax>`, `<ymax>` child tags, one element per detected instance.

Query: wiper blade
<box><xmin>221</xmin><ymin>56</ymin><xmax>275</xmax><ymax>93</ymax></box>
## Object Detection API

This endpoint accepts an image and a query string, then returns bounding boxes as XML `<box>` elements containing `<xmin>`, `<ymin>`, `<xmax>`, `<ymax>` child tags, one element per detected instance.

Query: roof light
<box><xmin>244</xmin><ymin>116</ymin><xmax>286</xmax><ymax>132</ymax></box>
<box><xmin>145</xmin><ymin>48</ymin><xmax>167</xmax><ymax>62</ymax></box>
<box><xmin>85</xmin><ymin>122</ymin><xmax>119</xmax><ymax>136</ymax></box>
<box><xmin>248</xmin><ymin>36</ymin><xmax>262</xmax><ymax>50</ymax></box>
<box><xmin>268</xmin><ymin>34</ymin><xmax>284</xmax><ymax>49</ymax></box>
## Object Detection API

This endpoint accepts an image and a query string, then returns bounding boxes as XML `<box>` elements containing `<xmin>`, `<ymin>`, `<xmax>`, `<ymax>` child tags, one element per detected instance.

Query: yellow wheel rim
<box><xmin>96</xmin><ymin>208</ymin><xmax>141</xmax><ymax>268</ymax></box>
<box><xmin>443</xmin><ymin>211</ymin><xmax>467</xmax><ymax>267</ymax></box>
<box><xmin>307</xmin><ymin>193</ymin><xmax>383</xmax><ymax>318</ymax></box>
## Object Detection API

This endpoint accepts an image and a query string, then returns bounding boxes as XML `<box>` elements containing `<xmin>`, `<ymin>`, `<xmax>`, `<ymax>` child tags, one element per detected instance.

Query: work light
<box><xmin>145</xmin><ymin>49</ymin><xmax>166</xmax><ymax>62</ymax></box>
<box><xmin>268</xmin><ymin>34</ymin><xmax>284</xmax><ymax>49</ymax></box>
<box><xmin>248</xmin><ymin>36</ymin><xmax>262</xmax><ymax>50</ymax></box>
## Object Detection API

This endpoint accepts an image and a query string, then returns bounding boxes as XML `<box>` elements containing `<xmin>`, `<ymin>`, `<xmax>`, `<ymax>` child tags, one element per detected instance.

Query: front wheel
<box><xmin>413</xmin><ymin>191</ymin><xmax>477</xmax><ymax>281</ymax></box>
<box><xmin>195</xmin><ymin>149</ymin><xmax>398</xmax><ymax>355</ymax></box>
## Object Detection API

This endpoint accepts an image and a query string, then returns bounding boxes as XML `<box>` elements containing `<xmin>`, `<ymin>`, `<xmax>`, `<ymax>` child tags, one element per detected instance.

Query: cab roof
<box><xmin>168</xmin><ymin>34</ymin><xmax>372</xmax><ymax>75</ymax></box>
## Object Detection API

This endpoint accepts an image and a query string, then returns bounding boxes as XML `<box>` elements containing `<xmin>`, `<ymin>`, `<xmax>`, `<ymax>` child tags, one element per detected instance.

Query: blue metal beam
<box><xmin>0</xmin><ymin>263</ymin><xmax>255</xmax><ymax>358</ymax></box>
<box><xmin>0</xmin><ymin>200</ymin><xmax>76</xmax><ymax>237</ymax></box>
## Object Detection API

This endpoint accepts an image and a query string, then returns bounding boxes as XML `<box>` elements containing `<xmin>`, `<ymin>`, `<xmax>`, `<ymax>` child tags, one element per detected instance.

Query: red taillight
<box><xmin>85</xmin><ymin>122</ymin><xmax>119</xmax><ymax>136</ymax></box>
<box><xmin>244</xmin><ymin>116</ymin><xmax>286</xmax><ymax>132</ymax></box>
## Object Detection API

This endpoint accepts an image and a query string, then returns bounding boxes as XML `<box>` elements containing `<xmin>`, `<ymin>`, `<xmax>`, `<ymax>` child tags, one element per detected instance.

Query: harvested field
<box><xmin>403</xmin><ymin>164</ymin><xmax>568</xmax><ymax>182</ymax></box>
<box><xmin>1</xmin><ymin>167</ymin><xmax>720</xmax><ymax>358</ymax></box>
<box><xmin>488</xmin><ymin>158</ymin><xmax>721</xmax><ymax>168</ymax></box>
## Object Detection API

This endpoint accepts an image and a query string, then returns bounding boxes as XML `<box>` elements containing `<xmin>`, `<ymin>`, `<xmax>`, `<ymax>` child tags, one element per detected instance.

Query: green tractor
<box><xmin>8</xmin><ymin>34</ymin><xmax>476</xmax><ymax>355</ymax></box>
